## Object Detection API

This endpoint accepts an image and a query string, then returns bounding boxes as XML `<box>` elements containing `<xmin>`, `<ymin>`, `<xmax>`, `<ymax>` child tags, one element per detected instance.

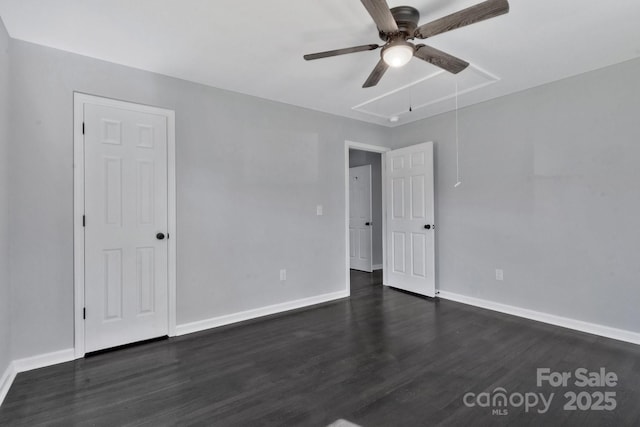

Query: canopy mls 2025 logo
<box><xmin>463</xmin><ymin>367</ymin><xmax>618</xmax><ymax>416</ymax></box>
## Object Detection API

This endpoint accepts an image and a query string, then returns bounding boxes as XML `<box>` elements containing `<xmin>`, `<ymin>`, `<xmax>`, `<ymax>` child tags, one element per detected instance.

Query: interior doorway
<box><xmin>349</xmin><ymin>155</ymin><xmax>381</xmax><ymax>272</ymax></box>
<box><xmin>344</xmin><ymin>140</ymin><xmax>436</xmax><ymax>298</ymax></box>
<box><xmin>345</xmin><ymin>141</ymin><xmax>389</xmax><ymax>293</ymax></box>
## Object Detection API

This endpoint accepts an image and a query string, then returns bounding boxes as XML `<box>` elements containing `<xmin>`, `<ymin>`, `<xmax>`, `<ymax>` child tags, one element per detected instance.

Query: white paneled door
<box><xmin>349</xmin><ymin>165</ymin><xmax>373</xmax><ymax>272</ymax></box>
<box><xmin>385</xmin><ymin>142</ymin><xmax>435</xmax><ymax>297</ymax></box>
<box><xmin>83</xmin><ymin>103</ymin><xmax>169</xmax><ymax>353</ymax></box>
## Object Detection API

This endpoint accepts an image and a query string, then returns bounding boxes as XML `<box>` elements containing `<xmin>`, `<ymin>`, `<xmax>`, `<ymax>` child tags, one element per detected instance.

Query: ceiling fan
<box><xmin>304</xmin><ymin>0</ymin><xmax>509</xmax><ymax>88</ymax></box>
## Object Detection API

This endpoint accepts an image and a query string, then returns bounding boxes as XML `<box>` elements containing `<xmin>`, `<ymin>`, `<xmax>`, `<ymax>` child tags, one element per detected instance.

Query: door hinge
<box><xmin>82</xmin><ymin>215</ymin><xmax>86</xmax><ymax>227</ymax></box>
<box><xmin>83</xmin><ymin>308</ymin><xmax>86</xmax><ymax>320</ymax></box>
<box><xmin>82</xmin><ymin>122</ymin><xmax>85</xmax><ymax>135</ymax></box>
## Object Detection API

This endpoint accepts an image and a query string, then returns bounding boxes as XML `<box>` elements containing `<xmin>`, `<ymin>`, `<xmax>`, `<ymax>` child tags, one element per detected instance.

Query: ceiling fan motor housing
<box><xmin>379</xmin><ymin>6</ymin><xmax>420</xmax><ymax>40</ymax></box>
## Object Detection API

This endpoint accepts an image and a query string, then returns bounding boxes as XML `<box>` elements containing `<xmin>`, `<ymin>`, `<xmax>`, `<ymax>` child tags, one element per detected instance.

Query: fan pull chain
<box><xmin>454</xmin><ymin>80</ymin><xmax>462</xmax><ymax>188</ymax></box>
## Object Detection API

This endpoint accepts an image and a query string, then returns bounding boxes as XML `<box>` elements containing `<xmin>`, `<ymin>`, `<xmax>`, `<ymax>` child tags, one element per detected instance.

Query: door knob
<box><xmin>156</xmin><ymin>232</ymin><xmax>166</xmax><ymax>240</ymax></box>
<box><xmin>365</xmin><ymin>222</ymin><xmax>371</xmax><ymax>226</ymax></box>
<box><xmin>424</xmin><ymin>225</ymin><xmax>431</xmax><ymax>230</ymax></box>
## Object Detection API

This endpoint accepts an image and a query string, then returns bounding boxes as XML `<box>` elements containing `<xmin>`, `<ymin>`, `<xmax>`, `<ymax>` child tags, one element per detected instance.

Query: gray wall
<box><xmin>391</xmin><ymin>57</ymin><xmax>640</xmax><ymax>334</ymax></box>
<box><xmin>4</xmin><ymin>28</ymin><xmax>640</xmax><ymax>363</ymax></box>
<box><xmin>349</xmin><ymin>150</ymin><xmax>383</xmax><ymax>266</ymax></box>
<box><xmin>0</xmin><ymin>18</ymin><xmax>11</xmax><ymax>375</ymax></box>
<box><xmin>7</xmin><ymin>39</ymin><xmax>392</xmax><ymax>359</ymax></box>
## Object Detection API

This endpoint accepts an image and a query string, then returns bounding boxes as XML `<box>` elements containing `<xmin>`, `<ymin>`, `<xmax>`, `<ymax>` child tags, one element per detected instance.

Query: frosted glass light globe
<box><xmin>382</xmin><ymin>43</ymin><xmax>414</xmax><ymax>68</ymax></box>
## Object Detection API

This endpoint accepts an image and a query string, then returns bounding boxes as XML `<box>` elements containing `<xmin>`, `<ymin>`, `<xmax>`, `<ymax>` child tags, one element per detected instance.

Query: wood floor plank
<box><xmin>1</xmin><ymin>270</ymin><xmax>639</xmax><ymax>426</ymax></box>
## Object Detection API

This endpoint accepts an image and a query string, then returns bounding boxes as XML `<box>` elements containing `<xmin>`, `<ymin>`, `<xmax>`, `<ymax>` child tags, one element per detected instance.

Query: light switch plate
<box><xmin>316</xmin><ymin>205</ymin><xmax>323</xmax><ymax>216</ymax></box>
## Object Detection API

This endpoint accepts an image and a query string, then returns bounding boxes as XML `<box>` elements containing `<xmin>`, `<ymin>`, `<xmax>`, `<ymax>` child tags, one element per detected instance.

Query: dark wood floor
<box><xmin>2</xmin><ymin>271</ymin><xmax>639</xmax><ymax>426</ymax></box>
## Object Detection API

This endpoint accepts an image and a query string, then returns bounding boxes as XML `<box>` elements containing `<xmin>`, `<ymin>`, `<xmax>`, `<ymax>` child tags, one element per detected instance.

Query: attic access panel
<box><xmin>352</xmin><ymin>64</ymin><xmax>499</xmax><ymax>120</ymax></box>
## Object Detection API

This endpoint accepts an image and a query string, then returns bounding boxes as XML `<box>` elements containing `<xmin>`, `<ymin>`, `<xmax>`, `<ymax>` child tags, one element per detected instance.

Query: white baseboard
<box><xmin>12</xmin><ymin>348</ymin><xmax>75</xmax><ymax>374</ymax></box>
<box><xmin>0</xmin><ymin>348</ymin><xmax>75</xmax><ymax>407</ymax></box>
<box><xmin>13</xmin><ymin>348</ymin><xmax>76</xmax><ymax>374</ymax></box>
<box><xmin>438</xmin><ymin>291</ymin><xmax>640</xmax><ymax>345</ymax></box>
<box><xmin>372</xmin><ymin>264</ymin><xmax>383</xmax><ymax>271</ymax></box>
<box><xmin>176</xmin><ymin>290</ymin><xmax>349</xmax><ymax>336</ymax></box>
<box><xmin>0</xmin><ymin>362</ymin><xmax>16</xmax><ymax>406</ymax></box>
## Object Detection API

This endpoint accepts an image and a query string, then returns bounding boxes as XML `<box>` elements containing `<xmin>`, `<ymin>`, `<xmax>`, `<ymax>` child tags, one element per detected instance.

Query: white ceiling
<box><xmin>1</xmin><ymin>0</ymin><xmax>640</xmax><ymax>127</ymax></box>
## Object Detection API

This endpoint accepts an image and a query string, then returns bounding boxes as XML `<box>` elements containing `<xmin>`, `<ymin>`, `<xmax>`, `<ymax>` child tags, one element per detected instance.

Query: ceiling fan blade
<box><xmin>360</xmin><ymin>0</ymin><xmax>399</xmax><ymax>34</ymax></box>
<box><xmin>415</xmin><ymin>0</ymin><xmax>509</xmax><ymax>39</ymax></box>
<box><xmin>304</xmin><ymin>44</ymin><xmax>380</xmax><ymax>61</ymax></box>
<box><xmin>363</xmin><ymin>59</ymin><xmax>389</xmax><ymax>88</ymax></box>
<box><xmin>414</xmin><ymin>44</ymin><xmax>469</xmax><ymax>74</ymax></box>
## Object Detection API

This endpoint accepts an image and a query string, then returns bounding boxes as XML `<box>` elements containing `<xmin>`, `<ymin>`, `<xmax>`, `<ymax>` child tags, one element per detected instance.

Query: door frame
<box><xmin>73</xmin><ymin>93</ymin><xmax>177</xmax><ymax>358</ymax></box>
<box><xmin>349</xmin><ymin>164</ymin><xmax>373</xmax><ymax>272</ymax></box>
<box><xmin>344</xmin><ymin>141</ymin><xmax>390</xmax><ymax>294</ymax></box>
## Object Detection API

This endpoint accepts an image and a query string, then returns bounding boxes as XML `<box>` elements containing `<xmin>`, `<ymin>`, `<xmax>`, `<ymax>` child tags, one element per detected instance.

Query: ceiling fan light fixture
<box><xmin>382</xmin><ymin>41</ymin><xmax>414</xmax><ymax>68</ymax></box>
<box><xmin>303</xmin><ymin>0</ymin><xmax>510</xmax><ymax>88</ymax></box>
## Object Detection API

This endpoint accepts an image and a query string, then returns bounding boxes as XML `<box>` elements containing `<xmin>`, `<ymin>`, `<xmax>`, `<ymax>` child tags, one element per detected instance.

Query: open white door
<box><xmin>349</xmin><ymin>165</ymin><xmax>373</xmax><ymax>272</ymax></box>
<box><xmin>385</xmin><ymin>142</ymin><xmax>435</xmax><ymax>297</ymax></box>
<box><xmin>83</xmin><ymin>102</ymin><xmax>170</xmax><ymax>353</ymax></box>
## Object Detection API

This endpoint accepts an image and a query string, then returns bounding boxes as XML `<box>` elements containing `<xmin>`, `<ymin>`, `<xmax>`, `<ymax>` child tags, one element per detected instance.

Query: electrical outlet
<box><xmin>495</xmin><ymin>269</ymin><xmax>504</xmax><ymax>281</ymax></box>
<box><xmin>280</xmin><ymin>269</ymin><xmax>287</xmax><ymax>281</ymax></box>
